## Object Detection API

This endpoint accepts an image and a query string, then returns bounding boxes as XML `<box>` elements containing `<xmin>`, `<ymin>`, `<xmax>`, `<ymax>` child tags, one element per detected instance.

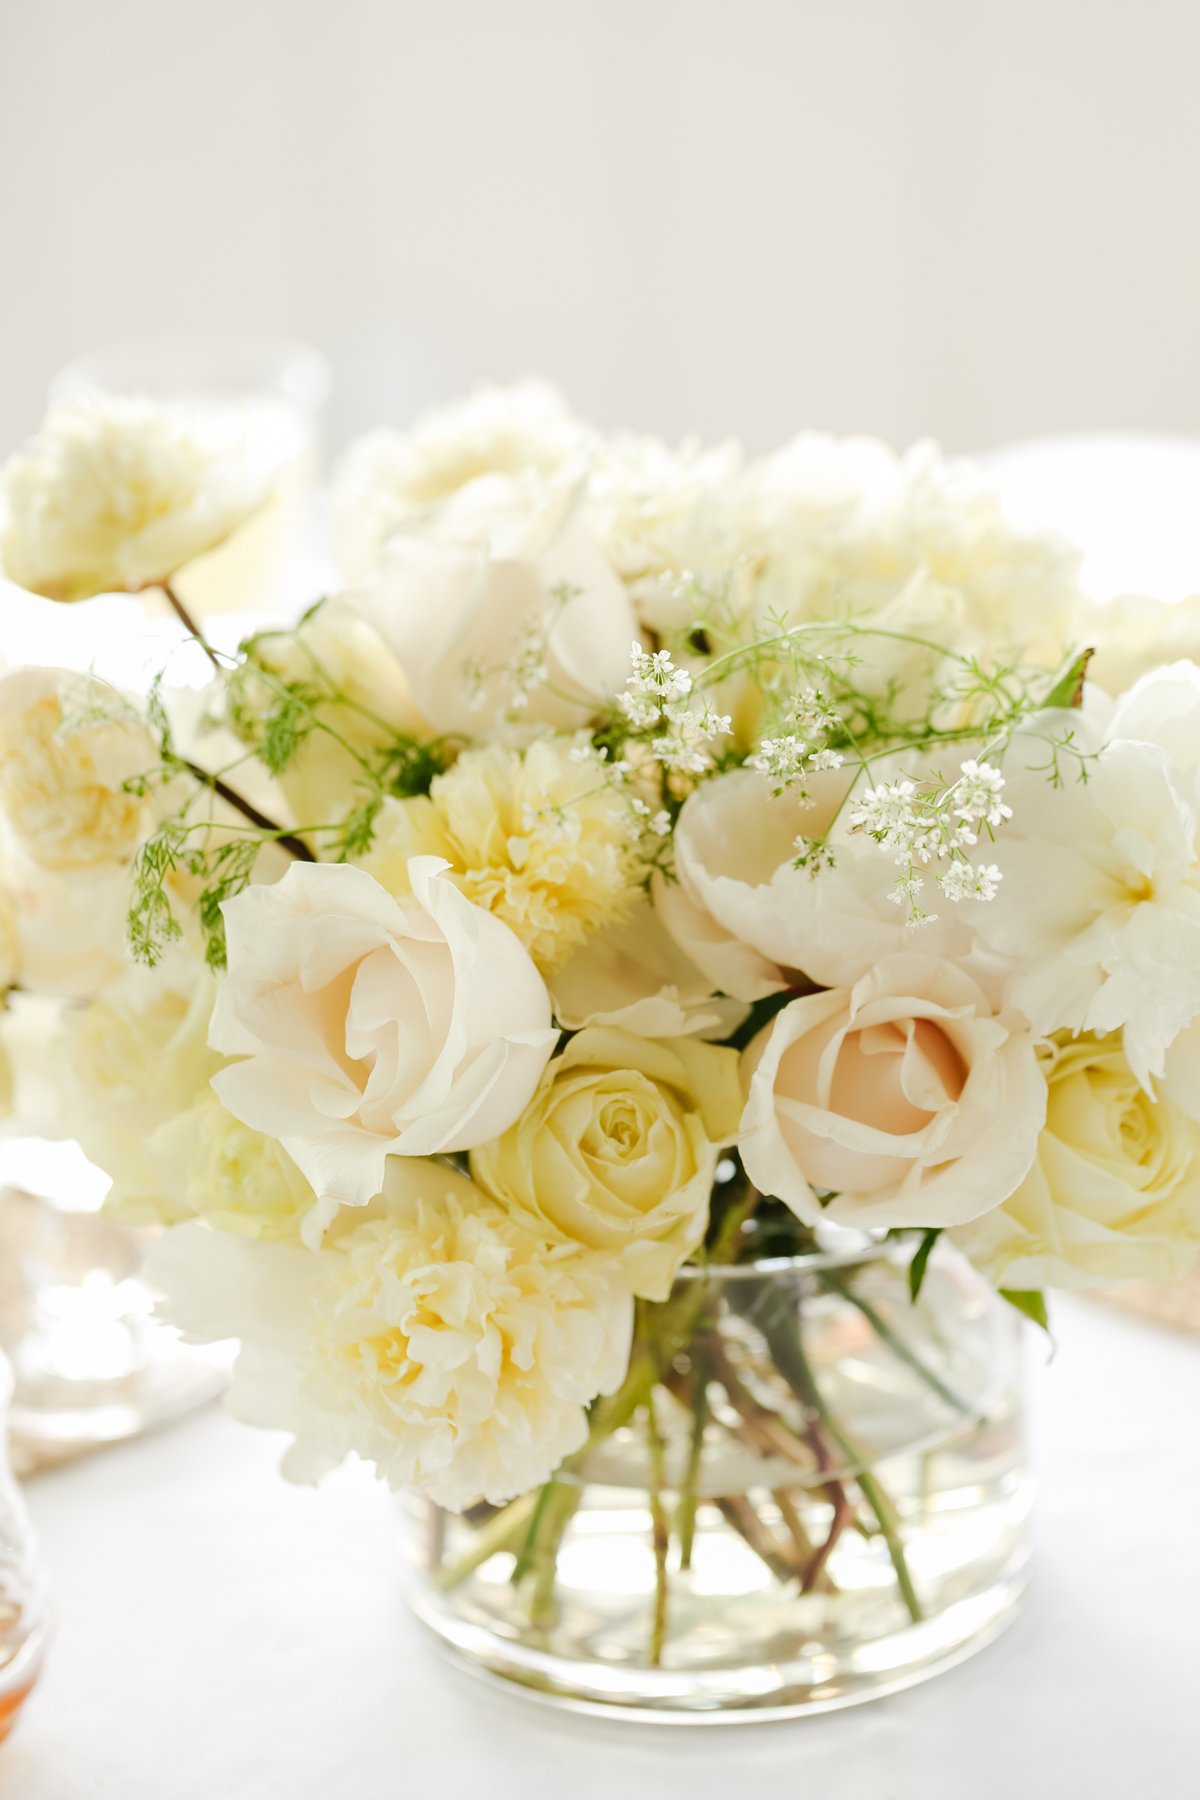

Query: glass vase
<box><xmin>0</xmin><ymin>1352</ymin><xmax>49</xmax><ymax>1741</ymax></box>
<box><xmin>399</xmin><ymin>1236</ymin><xmax>1031</xmax><ymax>1721</ymax></box>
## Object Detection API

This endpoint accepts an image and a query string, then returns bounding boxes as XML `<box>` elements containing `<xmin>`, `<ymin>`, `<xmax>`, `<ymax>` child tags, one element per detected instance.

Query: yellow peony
<box><xmin>471</xmin><ymin>1026</ymin><xmax>743</xmax><ymax>1300</ymax></box>
<box><xmin>953</xmin><ymin>1033</ymin><xmax>1200</xmax><ymax>1291</ymax></box>
<box><xmin>0</xmin><ymin>667</ymin><xmax>153</xmax><ymax>873</ymax></box>
<box><xmin>359</xmin><ymin>735</ymin><xmax>639</xmax><ymax>973</ymax></box>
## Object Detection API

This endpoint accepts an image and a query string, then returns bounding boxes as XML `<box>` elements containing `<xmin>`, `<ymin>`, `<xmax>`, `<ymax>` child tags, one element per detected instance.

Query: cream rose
<box><xmin>149</xmin><ymin>1158</ymin><xmax>633</xmax><ymax>1510</ymax></box>
<box><xmin>209</xmin><ymin>856</ymin><xmax>558</xmax><ymax>1232</ymax></box>
<box><xmin>739</xmin><ymin>953</ymin><xmax>1046</xmax><ymax>1229</ymax></box>
<box><xmin>471</xmin><ymin>1027</ymin><xmax>743</xmax><ymax>1300</ymax></box>
<box><xmin>954</xmin><ymin>1034</ymin><xmax>1200</xmax><ymax>1290</ymax></box>
<box><xmin>549</xmin><ymin>897</ymin><xmax>748</xmax><ymax>1040</ymax></box>
<box><xmin>0</xmin><ymin>396</ymin><xmax>263</xmax><ymax>601</ymax></box>
<box><xmin>0</xmin><ymin>666</ymin><xmax>154</xmax><ymax>872</ymax></box>
<box><xmin>348</xmin><ymin>472</ymin><xmax>637</xmax><ymax>735</ymax></box>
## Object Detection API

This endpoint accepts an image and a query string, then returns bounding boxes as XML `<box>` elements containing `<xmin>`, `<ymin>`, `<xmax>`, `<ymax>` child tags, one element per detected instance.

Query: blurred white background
<box><xmin>1</xmin><ymin>0</ymin><xmax>1199</xmax><ymax>459</ymax></box>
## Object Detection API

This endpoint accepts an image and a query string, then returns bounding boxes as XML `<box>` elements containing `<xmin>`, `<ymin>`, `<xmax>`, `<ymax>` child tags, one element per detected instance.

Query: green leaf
<box><xmin>1000</xmin><ymin>1288</ymin><xmax>1050</xmax><ymax>1332</ymax></box>
<box><xmin>1043</xmin><ymin>649</ymin><xmax>1093</xmax><ymax>711</ymax></box>
<box><xmin>908</xmin><ymin>1229</ymin><xmax>941</xmax><ymax>1301</ymax></box>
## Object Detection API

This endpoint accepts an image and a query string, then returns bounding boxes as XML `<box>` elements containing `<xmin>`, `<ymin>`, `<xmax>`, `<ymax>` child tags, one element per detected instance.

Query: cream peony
<box><xmin>660</xmin><ymin>765</ymin><xmax>975</xmax><ymax>1002</ymax></box>
<box><xmin>0</xmin><ymin>396</ymin><xmax>263</xmax><ymax>601</ymax></box>
<box><xmin>332</xmin><ymin>380</ymin><xmax>590</xmax><ymax>581</ymax></box>
<box><xmin>237</xmin><ymin>599</ymin><xmax>424</xmax><ymax>827</ymax></box>
<box><xmin>739</xmin><ymin>953</ymin><xmax>1046</xmax><ymax>1229</ymax></box>
<box><xmin>471</xmin><ymin>1027</ymin><xmax>743</xmax><ymax>1300</ymax></box>
<box><xmin>149</xmin><ymin>1159</ymin><xmax>633</xmax><ymax>1510</ymax></box>
<box><xmin>549</xmin><ymin>897</ymin><xmax>748</xmax><ymax>1039</ymax></box>
<box><xmin>973</xmin><ymin>665</ymin><xmax>1200</xmax><ymax>1086</ymax></box>
<box><xmin>348</xmin><ymin>472</ymin><xmax>637</xmax><ymax>736</ymax></box>
<box><xmin>0</xmin><ymin>666</ymin><xmax>155</xmax><ymax>872</ymax></box>
<box><xmin>358</xmin><ymin>735</ymin><xmax>638</xmax><ymax>974</ymax></box>
<box><xmin>209</xmin><ymin>856</ymin><xmax>558</xmax><ymax>1230</ymax></box>
<box><xmin>953</xmin><ymin>1034</ymin><xmax>1200</xmax><ymax>1290</ymax></box>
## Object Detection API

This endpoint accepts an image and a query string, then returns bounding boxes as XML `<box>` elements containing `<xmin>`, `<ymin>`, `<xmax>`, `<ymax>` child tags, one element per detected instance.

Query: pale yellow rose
<box><xmin>0</xmin><ymin>666</ymin><xmax>154</xmax><ymax>872</ymax></box>
<box><xmin>359</xmin><ymin>735</ymin><xmax>639</xmax><ymax>974</ymax></box>
<box><xmin>0</xmin><ymin>395</ymin><xmax>264</xmax><ymax>601</ymax></box>
<box><xmin>0</xmin><ymin>872</ymin><xmax>15</xmax><ymax>991</ymax></box>
<box><xmin>471</xmin><ymin>1026</ymin><xmax>743</xmax><ymax>1300</ymax></box>
<box><xmin>739</xmin><ymin>953</ymin><xmax>1046</xmax><ymax>1230</ymax></box>
<box><xmin>150</xmin><ymin>1092</ymin><xmax>316</xmax><ymax>1241</ymax></box>
<box><xmin>58</xmin><ymin>956</ymin><xmax>223</xmax><ymax>1221</ymax></box>
<box><xmin>953</xmin><ymin>1034</ymin><xmax>1200</xmax><ymax>1291</ymax></box>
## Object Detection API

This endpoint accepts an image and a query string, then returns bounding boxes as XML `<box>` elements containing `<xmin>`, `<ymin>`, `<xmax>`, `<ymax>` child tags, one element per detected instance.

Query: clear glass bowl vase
<box><xmin>399</xmin><ymin>1236</ymin><xmax>1031</xmax><ymax>1721</ymax></box>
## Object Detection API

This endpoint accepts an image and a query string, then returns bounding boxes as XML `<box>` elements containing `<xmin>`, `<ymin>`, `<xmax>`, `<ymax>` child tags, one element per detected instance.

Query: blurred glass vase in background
<box><xmin>0</xmin><ymin>1350</ymin><xmax>49</xmax><ymax>1742</ymax></box>
<box><xmin>0</xmin><ymin>998</ymin><xmax>229</xmax><ymax>1466</ymax></box>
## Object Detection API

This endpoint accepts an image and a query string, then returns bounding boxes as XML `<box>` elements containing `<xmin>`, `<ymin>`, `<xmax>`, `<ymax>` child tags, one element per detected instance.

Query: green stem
<box><xmin>432</xmin><ymin>1490</ymin><xmax>538</xmax><ymax>1591</ymax></box>
<box><xmin>676</xmin><ymin>1348</ymin><xmax>710</xmax><ymax>1571</ymax></box>
<box><xmin>822</xmin><ymin>1267</ymin><xmax>975</xmax><ymax>1417</ymax></box>
<box><xmin>645</xmin><ymin>1397</ymin><xmax>670</xmax><ymax>1666</ymax></box>
<box><xmin>756</xmin><ymin>1295</ymin><xmax>924</xmax><ymax>1623</ymax></box>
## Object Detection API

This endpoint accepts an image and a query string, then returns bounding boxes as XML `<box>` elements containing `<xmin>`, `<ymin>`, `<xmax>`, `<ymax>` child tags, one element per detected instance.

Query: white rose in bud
<box><xmin>0</xmin><ymin>396</ymin><xmax>263</xmax><ymax>601</ymax></box>
<box><xmin>149</xmin><ymin>1158</ymin><xmax>633</xmax><ymax>1510</ymax></box>
<box><xmin>471</xmin><ymin>1026</ymin><xmax>743</xmax><ymax>1300</ymax></box>
<box><xmin>332</xmin><ymin>380</ymin><xmax>591</xmax><ymax>581</ymax></box>
<box><xmin>0</xmin><ymin>666</ymin><xmax>155</xmax><ymax>872</ymax></box>
<box><xmin>209</xmin><ymin>856</ymin><xmax>558</xmax><ymax>1234</ymax></box>
<box><xmin>739</xmin><ymin>953</ymin><xmax>1045</xmax><ymax>1229</ymax></box>
<box><xmin>348</xmin><ymin>472</ymin><xmax>637</xmax><ymax>735</ymax></box>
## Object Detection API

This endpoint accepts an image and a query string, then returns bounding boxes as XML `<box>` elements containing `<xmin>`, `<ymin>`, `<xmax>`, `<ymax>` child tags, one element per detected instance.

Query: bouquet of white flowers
<box><xmin>2</xmin><ymin>383</ymin><xmax>1198</xmax><ymax>1717</ymax></box>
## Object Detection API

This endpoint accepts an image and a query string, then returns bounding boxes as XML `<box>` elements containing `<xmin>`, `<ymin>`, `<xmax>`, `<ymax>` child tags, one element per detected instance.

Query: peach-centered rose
<box><xmin>738</xmin><ymin>953</ymin><xmax>1046</xmax><ymax>1229</ymax></box>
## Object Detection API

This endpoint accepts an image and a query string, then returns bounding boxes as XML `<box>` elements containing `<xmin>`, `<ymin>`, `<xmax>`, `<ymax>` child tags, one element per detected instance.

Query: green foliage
<box><xmin>1000</xmin><ymin>1287</ymin><xmax>1050</xmax><ymax>1333</ymax></box>
<box><xmin>908</xmin><ymin>1229</ymin><xmax>942</xmax><ymax>1302</ymax></box>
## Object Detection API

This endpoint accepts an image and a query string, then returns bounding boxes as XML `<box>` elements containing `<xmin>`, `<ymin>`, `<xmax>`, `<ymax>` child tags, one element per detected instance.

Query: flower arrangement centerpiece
<box><xmin>2</xmin><ymin>383</ymin><xmax>1199</xmax><ymax>1719</ymax></box>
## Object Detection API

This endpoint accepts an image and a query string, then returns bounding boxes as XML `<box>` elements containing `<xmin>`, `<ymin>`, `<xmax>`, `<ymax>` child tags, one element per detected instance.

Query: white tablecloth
<box><xmin>2</xmin><ymin>1297</ymin><xmax>1196</xmax><ymax>1800</ymax></box>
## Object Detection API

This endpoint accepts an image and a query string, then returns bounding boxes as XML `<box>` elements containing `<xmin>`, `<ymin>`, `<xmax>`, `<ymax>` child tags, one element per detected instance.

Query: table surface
<box><xmin>3</xmin><ymin>1296</ymin><xmax>1197</xmax><ymax>1800</ymax></box>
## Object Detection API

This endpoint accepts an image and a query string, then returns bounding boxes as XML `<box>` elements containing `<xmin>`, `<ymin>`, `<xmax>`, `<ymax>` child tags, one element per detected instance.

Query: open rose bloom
<box><xmin>6</xmin><ymin>382</ymin><xmax>1200</xmax><ymax>1714</ymax></box>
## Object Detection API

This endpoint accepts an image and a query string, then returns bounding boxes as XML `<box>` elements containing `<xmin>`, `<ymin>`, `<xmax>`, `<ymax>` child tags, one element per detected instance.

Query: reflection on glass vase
<box><xmin>0</xmin><ymin>1351</ymin><xmax>49</xmax><ymax>1740</ymax></box>
<box><xmin>0</xmin><ymin>1142</ymin><xmax>229</xmax><ymax>1466</ymax></box>
<box><xmin>400</xmin><ymin>1236</ymin><xmax>1031</xmax><ymax>1721</ymax></box>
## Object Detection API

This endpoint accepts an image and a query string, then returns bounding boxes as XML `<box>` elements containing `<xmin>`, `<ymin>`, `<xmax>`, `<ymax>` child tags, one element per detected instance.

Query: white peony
<box><xmin>149</xmin><ymin>1159</ymin><xmax>633</xmax><ymax>1510</ymax></box>
<box><xmin>739</xmin><ymin>953</ymin><xmax>1046</xmax><ymax>1230</ymax></box>
<box><xmin>332</xmin><ymin>380</ymin><xmax>591</xmax><ymax>581</ymax></box>
<box><xmin>660</xmin><ymin>765</ymin><xmax>975</xmax><ymax>1001</ymax></box>
<box><xmin>0</xmin><ymin>396</ymin><xmax>263</xmax><ymax>601</ymax></box>
<box><xmin>209</xmin><ymin>856</ymin><xmax>558</xmax><ymax>1232</ymax></box>
<box><xmin>973</xmin><ymin>664</ymin><xmax>1200</xmax><ymax>1086</ymax></box>
<box><xmin>347</xmin><ymin>472</ymin><xmax>637</xmax><ymax>737</ymax></box>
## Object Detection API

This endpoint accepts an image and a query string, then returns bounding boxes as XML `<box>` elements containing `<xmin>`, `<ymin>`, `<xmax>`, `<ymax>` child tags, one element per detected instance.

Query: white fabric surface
<box><xmin>1</xmin><ymin>1297</ymin><xmax>1196</xmax><ymax>1799</ymax></box>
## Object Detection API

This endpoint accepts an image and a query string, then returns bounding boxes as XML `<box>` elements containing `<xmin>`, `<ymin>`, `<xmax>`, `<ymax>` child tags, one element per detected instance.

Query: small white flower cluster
<box><xmin>747</xmin><ymin>688</ymin><xmax>845</xmax><ymax>797</ymax></box>
<box><xmin>619</xmin><ymin>643</ymin><xmax>731</xmax><ymax>775</ymax></box>
<box><xmin>463</xmin><ymin>583</ymin><xmax>579</xmax><ymax>720</ymax></box>
<box><xmin>849</xmin><ymin>758</ymin><xmax>1011</xmax><ymax>925</ymax></box>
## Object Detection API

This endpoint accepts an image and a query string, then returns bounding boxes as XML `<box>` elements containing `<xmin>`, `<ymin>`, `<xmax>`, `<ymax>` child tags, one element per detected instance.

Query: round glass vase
<box><xmin>399</xmin><ymin>1236</ymin><xmax>1031</xmax><ymax>1722</ymax></box>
